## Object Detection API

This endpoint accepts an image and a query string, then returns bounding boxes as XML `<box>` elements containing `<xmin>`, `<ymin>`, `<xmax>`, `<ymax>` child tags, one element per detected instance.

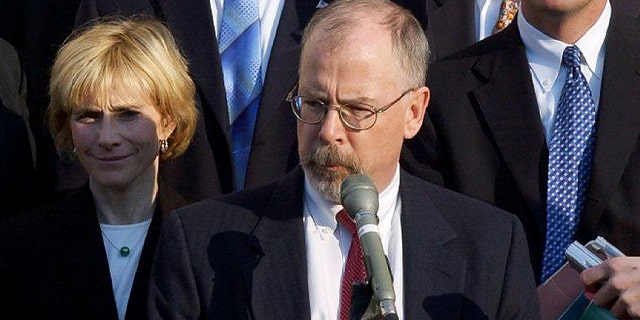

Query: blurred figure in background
<box><xmin>0</xmin><ymin>16</ymin><xmax>197</xmax><ymax>320</ymax></box>
<box><xmin>0</xmin><ymin>36</ymin><xmax>37</xmax><ymax>218</ymax></box>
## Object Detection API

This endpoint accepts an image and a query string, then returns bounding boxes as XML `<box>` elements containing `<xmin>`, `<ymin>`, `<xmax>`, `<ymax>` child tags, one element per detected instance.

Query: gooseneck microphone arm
<box><xmin>340</xmin><ymin>174</ymin><xmax>398</xmax><ymax>320</ymax></box>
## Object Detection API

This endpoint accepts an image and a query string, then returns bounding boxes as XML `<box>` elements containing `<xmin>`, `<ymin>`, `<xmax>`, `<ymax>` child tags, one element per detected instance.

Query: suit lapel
<box><xmin>249</xmin><ymin>168</ymin><xmax>311</xmax><ymax>319</ymax></box>
<box><xmin>255</xmin><ymin>1</ymin><xmax>316</xmax><ymax>137</ymax></box>
<box><xmin>52</xmin><ymin>186</ymin><xmax>118</xmax><ymax>320</ymax></box>
<box><xmin>579</xmin><ymin>11</ymin><xmax>640</xmax><ymax>239</ymax></box>
<box><xmin>154</xmin><ymin>0</ymin><xmax>231</xmax><ymax>142</ymax></box>
<box><xmin>126</xmin><ymin>182</ymin><xmax>188</xmax><ymax>320</ymax></box>
<box><xmin>471</xmin><ymin>24</ymin><xmax>547</xmax><ymax>230</ymax></box>
<box><xmin>400</xmin><ymin>172</ymin><xmax>465</xmax><ymax>319</ymax></box>
<box><xmin>426</xmin><ymin>0</ymin><xmax>474</xmax><ymax>60</ymax></box>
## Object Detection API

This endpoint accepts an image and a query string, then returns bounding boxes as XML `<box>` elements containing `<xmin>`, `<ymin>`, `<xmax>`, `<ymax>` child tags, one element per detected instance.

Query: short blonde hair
<box><xmin>48</xmin><ymin>15</ymin><xmax>197</xmax><ymax>161</ymax></box>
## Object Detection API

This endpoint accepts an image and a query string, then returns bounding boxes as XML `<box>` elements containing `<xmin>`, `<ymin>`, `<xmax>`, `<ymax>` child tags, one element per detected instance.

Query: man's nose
<box><xmin>318</xmin><ymin>108</ymin><xmax>345</xmax><ymax>143</ymax></box>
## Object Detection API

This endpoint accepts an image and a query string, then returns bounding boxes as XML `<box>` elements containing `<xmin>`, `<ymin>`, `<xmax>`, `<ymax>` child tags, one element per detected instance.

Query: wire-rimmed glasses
<box><xmin>286</xmin><ymin>83</ymin><xmax>415</xmax><ymax>130</ymax></box>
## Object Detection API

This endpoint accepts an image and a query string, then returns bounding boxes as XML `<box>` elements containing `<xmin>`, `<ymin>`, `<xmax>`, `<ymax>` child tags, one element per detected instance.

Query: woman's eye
<box><xmin>74</xmin><ymin>111</ymin><xmax>101</xmax><ymax>123</ymax></box>
<box><xmin>118</xmin><ymin>110</ymin><xmax>140</xmax><ymax>120</ymax></box>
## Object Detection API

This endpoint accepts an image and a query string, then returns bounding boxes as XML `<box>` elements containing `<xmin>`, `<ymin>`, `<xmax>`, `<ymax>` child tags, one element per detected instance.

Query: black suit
<box><xmin>0</xmin><ymin>183</ymin><xmax>186</xmax><ymax>320</ymax></box>
<box><xmin>422</xmin><ymin>0</ymin><xmax>475</xmax><ymax>61</ymax></box>
<box><xmin>403</xmin><ymin>11</ymin><xmax>640</xmax><ymax>281</ymax></box>
<box><xmin>73</xmin><ymin>0</ymin><xmax>318</xmax><ymax>201</ymax></box>
<box><xmin>409</xmin><ymin>0</ymin><xmax>639</xmax><ymax>62</ymax></box>
<box><xmin>149</xmin><ymin>167</ymin><xmax>539</xmax><ymax>319</ymax></box>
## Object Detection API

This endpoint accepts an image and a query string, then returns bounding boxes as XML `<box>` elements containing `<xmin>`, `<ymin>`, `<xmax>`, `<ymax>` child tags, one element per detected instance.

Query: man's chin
<box><xmin>306</xmin><ymin>168</ymin><xmax>346</xmax><ymax>203</ymax></box>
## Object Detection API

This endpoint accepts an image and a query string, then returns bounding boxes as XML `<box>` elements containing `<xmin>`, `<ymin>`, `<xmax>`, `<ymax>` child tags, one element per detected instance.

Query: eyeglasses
<box><xmin>286</xmin><ymin>83</ymin><xmax>415</xmax><ymax>131</ymax></box>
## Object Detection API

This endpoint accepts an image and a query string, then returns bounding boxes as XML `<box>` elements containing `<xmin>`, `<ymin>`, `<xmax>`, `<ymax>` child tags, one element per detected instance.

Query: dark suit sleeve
<box><xmin>148</xmin><ymin>210</ymin><xmax>202</xmax><ymax>320</ymax></box>
<box><xmin>497</xmin><ymin>216</ymin><xmax>540</xmax><ymax>319</ymax></box>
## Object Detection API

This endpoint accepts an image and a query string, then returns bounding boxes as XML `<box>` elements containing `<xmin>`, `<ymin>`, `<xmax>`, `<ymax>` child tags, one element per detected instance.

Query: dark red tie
<box><xmin>336</xmin><ymin>209</ymin><xmax>367</xmax><ymax>320</ymax></box>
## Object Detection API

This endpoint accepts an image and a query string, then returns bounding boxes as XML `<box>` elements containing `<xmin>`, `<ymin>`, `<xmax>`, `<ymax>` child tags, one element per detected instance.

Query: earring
<box><xmin>73</xmin><ymin>146</ymin><xmax>77</xmax><ymax>154</ymax></box>
<box><xmin>159</xmin><ymin>139</ymin><xmax>169</xmax><ymax>153</ymax></box>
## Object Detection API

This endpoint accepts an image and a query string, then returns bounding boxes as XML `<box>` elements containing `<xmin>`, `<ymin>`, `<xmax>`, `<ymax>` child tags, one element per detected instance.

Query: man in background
<box><xmin>405</xmin><ymin>0</ymin><xmax>640</xmax><ymax>316</ymax></box>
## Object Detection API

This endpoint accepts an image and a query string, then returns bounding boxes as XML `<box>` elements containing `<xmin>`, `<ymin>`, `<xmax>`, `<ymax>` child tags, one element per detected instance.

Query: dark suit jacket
<box><xmin>0</xmin><ymin>37</ymin><xmax>36</xmax><ymax>218</ymax></box>
<box><xmin>0</xmin><ymin>182</ymin><xmax>187</xmax><ymax>320</ymax></box>
<box><xmin>611</xmin><ymin>0</ymin><xmax>640</xmax><ymax>17</ymax></box>
<box><xmin>148</xmin><ymin>167</ymin><xmax>539</xmax><ymax>319</ymax></box>
<box><xmin>72</xmin><ymin>0</ymin><xmax>318</xmax><ymax>201</ymax></box>
<box><xmin>420</xmin><ymin>0</ymin><xmax>475</xmax><ymax>61</ymax></box>
<box><xmin>410</xmin><ymin>0</ymin><xmax>639</xmax><ymax>62</ymax></box>
<box><xmin>403</xmin><ymin>11</ymin><xmax>640</xmax><ymax>281</ymax></box>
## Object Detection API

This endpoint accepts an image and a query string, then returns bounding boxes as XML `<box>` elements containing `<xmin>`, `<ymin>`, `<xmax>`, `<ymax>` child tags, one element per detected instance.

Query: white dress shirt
<box><xmin>304</xmin><ymin>166</ymin><xmax>405</xmax><ymax>320</ymax></box>
<box><xmin>209</xmin><ymin>0</ymin><xmax>285</xmax><ymax>82</ymax></box>
<box><xmin>518</xmin><ymin>1</ymin><xmax>610</xmax><ymax>143</ymax></box>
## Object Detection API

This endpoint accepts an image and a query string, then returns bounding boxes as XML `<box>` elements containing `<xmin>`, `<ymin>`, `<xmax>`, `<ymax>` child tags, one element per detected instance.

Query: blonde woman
<box><xmin>0</xmin><ymin>16</ymin><xmax>197</xmax><ymax>320</ymax></box>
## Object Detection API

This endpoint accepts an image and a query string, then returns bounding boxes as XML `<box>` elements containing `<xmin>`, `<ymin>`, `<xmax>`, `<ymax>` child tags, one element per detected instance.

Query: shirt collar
<box><xmin>518</xmin><ymin>1</ymin><xmax>610</xmax><ymax>92</ymax></box>
<box><xmin>303</xmin><ymin>165</ymin><xmax>401</xmax><ymax>232</ymax></box>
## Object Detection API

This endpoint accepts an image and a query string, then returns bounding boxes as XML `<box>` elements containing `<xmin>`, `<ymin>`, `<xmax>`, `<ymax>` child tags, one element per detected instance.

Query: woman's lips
<box><xmin>95</xmin><ymin>154</ymin><xmax>130</xmax><ymax>162</ymax></box>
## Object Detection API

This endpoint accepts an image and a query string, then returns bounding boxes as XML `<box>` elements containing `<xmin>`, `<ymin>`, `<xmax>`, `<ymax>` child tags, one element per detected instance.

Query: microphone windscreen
<box><xmin>340</xmin><ymin>174</ymin><xmax>379</xmax><ymax>218</ymax></box>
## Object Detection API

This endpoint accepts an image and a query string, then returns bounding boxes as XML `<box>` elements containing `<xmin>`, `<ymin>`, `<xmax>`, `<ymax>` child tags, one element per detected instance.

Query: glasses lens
<box><xmin>341</xmin><ymin>104</ymin><xmax>376</xmax><ymax>129</ymax></box>
<box><xmin>293</xmin><ymin>97</ymin><xmax>325</xmax><ymax>123</ymax></box>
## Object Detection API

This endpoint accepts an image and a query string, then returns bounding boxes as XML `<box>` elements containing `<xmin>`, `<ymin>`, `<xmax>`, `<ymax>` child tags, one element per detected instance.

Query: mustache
<box><xmin>300</xmin><ymin>145</ymin><xmax>361</xmax><ymax>174</ymax></box>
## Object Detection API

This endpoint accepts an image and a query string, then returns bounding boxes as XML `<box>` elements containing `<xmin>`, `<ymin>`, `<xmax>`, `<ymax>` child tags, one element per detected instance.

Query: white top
<box><xmin>518</xmin><ymin>1</ymin><xmax>610</xmax><ymax>143</ymax></box>
<box><xmin>304</xmin><ymin>166</ymin><xmax>404</xmax><ymax>320</ymax></box>
<box><xmin>100</xmin><ymin>219</ymin><xmax>152</xmax><ymax>320</ymax></box>
<box><xmin>475</xmin><ymin>0</ymin><xmax>515</xmax><ymax>41</ymax></box>
<box><xmin>209</xmin><ymin>0</ymin><xmax>285</xmax><ymax>82</ymax></box>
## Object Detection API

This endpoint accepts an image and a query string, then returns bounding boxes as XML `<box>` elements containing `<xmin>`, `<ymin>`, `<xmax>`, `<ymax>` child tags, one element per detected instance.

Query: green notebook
<box><xmin>559</xmin><ymin>293</ymin><xmax>619</xmax><ymax>320</ymax></box>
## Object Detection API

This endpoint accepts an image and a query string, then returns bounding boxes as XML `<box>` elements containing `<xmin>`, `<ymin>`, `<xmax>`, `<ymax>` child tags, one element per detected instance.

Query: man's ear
<box><xmin>404</xmin><ymin>86</ymin><xmax>430</xmax><ymax>139</ymax></box>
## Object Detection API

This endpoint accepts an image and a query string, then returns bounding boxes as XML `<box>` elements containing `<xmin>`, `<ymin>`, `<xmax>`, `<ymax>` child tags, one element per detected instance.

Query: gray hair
<box><xmin>301</xmin><ymin>0</ymin><xmax>430</xmax><ymax>87</ymax></box>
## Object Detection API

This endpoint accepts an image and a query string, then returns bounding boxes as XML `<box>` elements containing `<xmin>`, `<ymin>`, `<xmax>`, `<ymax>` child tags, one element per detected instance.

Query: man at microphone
<box><xmin>148</xmin><ymin>0</ymin><xmax>539</xmax><ymax>319</ymax></box>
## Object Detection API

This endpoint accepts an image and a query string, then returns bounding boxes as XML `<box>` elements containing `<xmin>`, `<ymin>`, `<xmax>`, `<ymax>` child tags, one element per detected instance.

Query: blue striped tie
<box><xmin>219</xmin><ymin>0</ymin><xmax>262</xmax><ymax>190</ymax></box>
<box><xmin>541</xmin><ymin>46</ymin><xmax>597</xmax><ymax>283</ymax></box>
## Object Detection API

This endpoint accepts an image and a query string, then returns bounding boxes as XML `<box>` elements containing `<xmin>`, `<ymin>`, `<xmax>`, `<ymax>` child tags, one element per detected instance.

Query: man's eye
<box><xmin>343</xmin><ymin>104</ymin><xmax>374</xmax><ymax>118</ymax></box>
<box><xmin>303</xmin><ymin>98</ymin><xmax>325</xmax><ymax>110</ymax></box>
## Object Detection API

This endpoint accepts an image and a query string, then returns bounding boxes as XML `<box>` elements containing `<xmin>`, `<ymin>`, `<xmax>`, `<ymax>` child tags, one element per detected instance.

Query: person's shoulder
<box><xmin>169</xmin><ymin>170</ymin><xmax>303</xmax><ymax>231</ymax></box>
<box><xmin>428</xmin><ymin>23</ymin><xmax>523</xmax><ymax>74</ymax></box>
<box><xmin>176</xmin><ymin>180</ymin><xmax>279</xmax><ymax>213</ymax></box>
<box><xmin>0</xmin><ymin>37</ymin><xmax>18</xmax><ymax>59</ymax></box>
<box><xmin>0</xmin><ymin>186</ymin><xmax>91</xmax><ymax>245</ymax></box>
<box><xmin>610</xmin><ymin>8</ymin><xmax>640</xmax><ymax>42</ymax></box>
<box><xmin>402</xmin><ymin>172</ymin><xmax>519</xmax><ymax>232</ymax></box>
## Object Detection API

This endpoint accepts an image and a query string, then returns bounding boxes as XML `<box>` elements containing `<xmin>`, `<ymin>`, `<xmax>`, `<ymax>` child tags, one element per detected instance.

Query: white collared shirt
<box><xmin>518</xmin><ymin>1</ymin><xmax>610</xmax><ymax>143</ymax></box>
<box><xmin>304</xmin><ymin>166</ymin><xmax>404</xmax><ymax>320</ymax></box>
<box><xmin>209</xmin><ymin>0</ymin><xmax>285</xmax><ymax>82</ymax></box>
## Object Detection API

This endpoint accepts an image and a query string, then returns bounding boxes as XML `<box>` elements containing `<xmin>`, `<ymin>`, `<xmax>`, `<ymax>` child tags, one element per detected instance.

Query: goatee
<box><xmin>300</xmin><ymin>145</ymin><xmax>363</xmax><ymax>203</ymax></box>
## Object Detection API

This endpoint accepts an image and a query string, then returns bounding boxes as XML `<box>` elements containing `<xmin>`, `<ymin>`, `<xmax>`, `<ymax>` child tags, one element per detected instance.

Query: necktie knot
<box><xmin>336</xmin><ymin>209</ymin><xmax>357</xmax><ymax>236</ymax></box>
<box><xmin>562</xmin><ymin>46</ymin><xmax>582</xmax><ymax>69</ymax></box>
<box><xmin>492</xmin><ymin>0</ymin><xmax>519</xmax><ymax>34</ymax></box>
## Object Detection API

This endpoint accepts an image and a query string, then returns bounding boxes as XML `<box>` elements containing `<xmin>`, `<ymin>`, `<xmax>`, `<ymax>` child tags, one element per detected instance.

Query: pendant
<box><xmin>120</xmin><ymin>246</ymin><xmax>130</xmax><ymax>257</ymax></box>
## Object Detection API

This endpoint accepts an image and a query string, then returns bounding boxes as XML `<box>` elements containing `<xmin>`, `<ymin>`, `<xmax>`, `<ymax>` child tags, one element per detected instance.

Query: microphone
<box><xmin>340</xmin><ymin>174</ymin><xmax>398</xmax><ymax>320</ymax></box>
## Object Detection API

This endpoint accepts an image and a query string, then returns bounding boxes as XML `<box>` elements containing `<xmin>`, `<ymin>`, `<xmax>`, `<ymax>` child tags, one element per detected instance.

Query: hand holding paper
<box><xmin>581</xmin><ymin>256</ymin><xmax>640</xmax><ymax>319</ymax></box>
